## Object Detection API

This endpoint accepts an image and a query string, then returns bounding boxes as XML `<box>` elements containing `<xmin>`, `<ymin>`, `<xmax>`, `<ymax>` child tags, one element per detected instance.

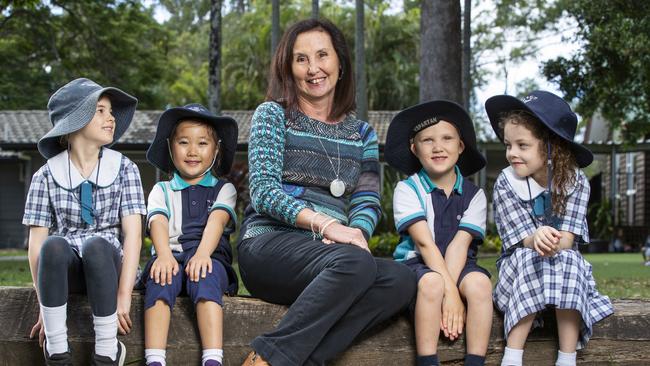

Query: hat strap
<box><xmin>546</xmin><ymin>141</ymin><xmax>552</xmax><ymax>192</ymax></box>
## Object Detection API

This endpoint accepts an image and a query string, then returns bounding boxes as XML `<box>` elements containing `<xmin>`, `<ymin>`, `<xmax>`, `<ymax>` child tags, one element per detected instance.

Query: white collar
<box><xmin>502</xmin><ymin>165</ymin><xmax>578</xmax><ymax>201</ymax></box>
<box><xmin>47</xmin><ymin>148</ymin><xmax>123</xmax><ymax>189</ymax></box>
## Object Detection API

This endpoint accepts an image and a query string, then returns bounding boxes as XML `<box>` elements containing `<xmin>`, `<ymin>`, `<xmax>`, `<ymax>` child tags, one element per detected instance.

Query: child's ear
<box><xmin>410</xmin><ymin>142</ymin><xmax>417</xmax><ymax>156</ymax></box>
<box><xmin>458</xmin><ymin>140</ymin><xmax>465</xmax><ymax>154</ymax></box>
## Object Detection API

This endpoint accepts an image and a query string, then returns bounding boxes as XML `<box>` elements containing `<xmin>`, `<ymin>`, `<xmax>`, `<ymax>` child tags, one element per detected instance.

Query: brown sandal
<box><xmin>242</xmin><ymin>351</ymin><xmax>270</xmax><ymax>366</ymax></box>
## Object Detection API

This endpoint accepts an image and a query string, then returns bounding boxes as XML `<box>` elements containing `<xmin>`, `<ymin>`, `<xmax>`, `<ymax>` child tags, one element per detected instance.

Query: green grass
<box><xmin>0</xmin><ymin>259</ymin><xmax>32</xmax><ymax>287</ymax></box>
<box><xmin>0</xmin><ymin>248</ymin><xmax>27</xmax><ymax>257</ymax></box>
<box><xmin>1</xmin><ymin>253</ymin><xmax>648</xmax><ymax>299</ymax></box>
<box><xmin>477</xmin><ymin>253</ymin><xmax>650</xmax><ymax>299</ymax></box>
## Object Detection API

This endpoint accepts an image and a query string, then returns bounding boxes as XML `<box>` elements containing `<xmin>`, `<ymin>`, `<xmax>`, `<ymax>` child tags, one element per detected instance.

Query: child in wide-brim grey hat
<box><xmin>24</xmin><ymin>78</ymin><xmax>146</xmax><ymax>365</ymax></box>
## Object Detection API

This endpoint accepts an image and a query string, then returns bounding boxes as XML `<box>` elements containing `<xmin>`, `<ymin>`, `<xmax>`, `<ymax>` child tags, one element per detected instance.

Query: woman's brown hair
<box><xmin>265</xmin><ymin>18</ymin><xmax>355</xmax><ymax>121</ymax></box>
<box><xmin>499</xmin><ymin>111</ymin><xmax>578</xmax><ymax>216</ymax></box>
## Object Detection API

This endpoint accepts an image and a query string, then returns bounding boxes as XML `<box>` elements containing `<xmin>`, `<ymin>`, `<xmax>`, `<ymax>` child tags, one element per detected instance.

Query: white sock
<box><xmin>40</xmin><ymin>303</ymin><xmax>68</xmax><ymax>355</ymax></box>
<box><xmin>501</xmin><ymin>347</ymin><xmax>524</xmax><ymax>366</ymax></box>
<box><xmin>555</xmin><ymin>350</ymin><xmax>576</xmax><ymax>366</ymax></box>
<box><xmin>145</xmin><ymin>348</ymin><xmax>166</xmax><ymax>365</ymax></box>
<box><xmin>202</xmin><ymin>349</ymin><xmax>223</xmax><ymax>365</ymax></box>
<box><xmin>93</xmin><ymin>312</ymin><xmax>118</xmax><ymax>360</ymax></box>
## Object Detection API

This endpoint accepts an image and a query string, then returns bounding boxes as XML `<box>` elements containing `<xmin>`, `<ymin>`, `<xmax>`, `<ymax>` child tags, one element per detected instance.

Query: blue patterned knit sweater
<box><xmin>241</xmin><ymin>101</ymin><xmax>381</xmax><ymax>240</ymax></box>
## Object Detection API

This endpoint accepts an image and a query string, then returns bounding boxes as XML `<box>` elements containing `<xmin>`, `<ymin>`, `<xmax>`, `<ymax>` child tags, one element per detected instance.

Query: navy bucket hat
<box><xmin>146</xmin><ymin>104</ymin><xmax>238</xmax><ymax>175</ymax></box>
<box><xmin>385</xmin><ymin>100</ymin><xmax>486</xmax><ymax>176</ymax></box>
<box><xmin>38</xmin><ymin>78</ymin><xmax>137</xmax><ymax>159</ymax></box>
<box><xmin>485</xmin><ymin>90</ymin><xmax>593</xmax><ymax>168</ymax></box>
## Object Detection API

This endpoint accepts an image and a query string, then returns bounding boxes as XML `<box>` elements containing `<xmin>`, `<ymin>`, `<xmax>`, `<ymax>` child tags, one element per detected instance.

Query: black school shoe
<box><xmin>43</xmin><ymin>339</ymin><xmax>73</xmax><ymax>366</ymax></box>
<box><xmin>91</xmin><ymin>341</ymin><xmax>126</xmax><ymax>366</ymax></box>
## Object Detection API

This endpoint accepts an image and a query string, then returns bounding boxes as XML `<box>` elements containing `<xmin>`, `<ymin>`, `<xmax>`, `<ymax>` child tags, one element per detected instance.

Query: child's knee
<box><xmin>417</xmin><ymin>272</ymin><xmax>444</xmax><ymax>303</ymax></box>
<box><xmin>40</xmin><ymin>237</ymin><xmax>72</xmax><ymax>268</ymax></box>
<box><xmin>187</xmin><ymin>269</ymin><xmax>226</xmax><ymax>305</ymax></box>
<box><xmin>461</xmin><ymin>272</ymin><xmax>493</xmax><ymax>302</ymax></box>
<box><xmin>145</xmin><ymin>280</ymin><xmax>182</xmax><ymax>310</ymax></box>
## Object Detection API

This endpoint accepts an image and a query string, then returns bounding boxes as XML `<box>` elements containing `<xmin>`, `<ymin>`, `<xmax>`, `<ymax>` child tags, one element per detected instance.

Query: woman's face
<box><xmin>291</xmin><ymin>29</ymin><xmax>340</xmax><ymax>106</ymax></box>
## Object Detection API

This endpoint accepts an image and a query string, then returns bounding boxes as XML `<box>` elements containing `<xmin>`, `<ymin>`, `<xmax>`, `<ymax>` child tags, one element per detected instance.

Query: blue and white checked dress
<box><xmin>492</xmin><ymin>167</ymin><xmax>613</xmax><ymax>349</ymax></box>
<box><xmin>23</xmin><ymin>148</ymin><xmax>146</xmax><ymax>256</ymax></box>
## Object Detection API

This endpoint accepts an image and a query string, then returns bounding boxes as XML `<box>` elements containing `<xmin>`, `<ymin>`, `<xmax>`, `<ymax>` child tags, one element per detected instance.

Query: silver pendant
<box><xmin>330</xmin><ymin>178</ymin><xmax>346</xmax><ymax>197</ymax></box>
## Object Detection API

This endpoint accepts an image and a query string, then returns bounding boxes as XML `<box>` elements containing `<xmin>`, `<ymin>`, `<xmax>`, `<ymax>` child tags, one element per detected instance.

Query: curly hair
<box><xmin>498</xmin><ymin>111</ymin><xmax>577</xmax><ymax>216</ymax></box>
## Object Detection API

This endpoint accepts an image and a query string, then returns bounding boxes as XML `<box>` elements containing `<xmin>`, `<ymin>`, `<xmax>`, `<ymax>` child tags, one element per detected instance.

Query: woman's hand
<box><xmin>532</xmin><ymin>225</ymin><xmax>561</xmax><ymax>257</ymax></box>
<box><xmin>29</xmin><ymin>311</ymin><xmax>45</xmax><ymax>347</ymax></box>
<box><xmin>150</xmin><ymin>253</ymin><xmax>179</xmax><ymax>286</ymax></box>
<box><xmin>322</xmin><ymin>223</ymin><xmax>369</xmax><ymax>252</ymax></box>
<box><xmin>186</xmin><ymin>252</ymin><xmax>213</xmax><ymax>282</ymax></box>
<box><xmin>440</xmin><ymin>286</ymin><xmax>465</xmax><ymax>341</ymax></box>
<box><xmin>117</xmin><ymin>292</ymin><xmax>133</xmax><ymax>335</ymax></box>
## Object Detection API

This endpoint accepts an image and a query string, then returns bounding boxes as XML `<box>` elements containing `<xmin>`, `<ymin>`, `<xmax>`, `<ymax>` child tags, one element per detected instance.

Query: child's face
<box><xmin>73</xmin><ymin>96</ymin><xmax>115</xmax><ymax>146</ymax></box>
<box><xmin>410</xmin><ymin>120</ymin><xmax>464</xmax><ymax>178</ymax></box>
<box><xmin>170</xmin><ymin>120</ymin><xmax>219</xmax><ymax>184</ymax></box>
<box><xmin>503</xmin><ymin>121</ymin><xmax>545</xmax><ymax>179</ymax></box>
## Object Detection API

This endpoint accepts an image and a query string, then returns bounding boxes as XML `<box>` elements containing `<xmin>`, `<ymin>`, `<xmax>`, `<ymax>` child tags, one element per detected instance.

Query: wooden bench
<box><xmin>0</xmin><ymin>287</ymin><xmax>647</xmax><ymax>365</ymax></box>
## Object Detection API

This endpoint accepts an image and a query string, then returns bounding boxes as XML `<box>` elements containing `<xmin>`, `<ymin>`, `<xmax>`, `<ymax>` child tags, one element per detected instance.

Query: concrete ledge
<box><xmin>0</xmin><ymin>287</ymin><xmax>648</xmax><ymax>365</ymax></box>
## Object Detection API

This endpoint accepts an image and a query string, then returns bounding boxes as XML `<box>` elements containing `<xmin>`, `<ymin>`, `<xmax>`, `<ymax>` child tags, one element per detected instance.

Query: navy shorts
<box><xmin>143</xmin><ymin>247</ymin><xmax>228</xmax><ymax>310</ymax></box>
<box><xmin>403</xmin><ymin>254</ymin><xmax>491</xmax><ymax>288</ymax></box>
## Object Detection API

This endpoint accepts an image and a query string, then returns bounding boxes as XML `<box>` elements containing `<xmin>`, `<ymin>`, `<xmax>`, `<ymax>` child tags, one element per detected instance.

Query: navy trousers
<box><xmin>238</xmin><ymin>231</ymin><xmax>416</xmax><ymax>366</ymax></box>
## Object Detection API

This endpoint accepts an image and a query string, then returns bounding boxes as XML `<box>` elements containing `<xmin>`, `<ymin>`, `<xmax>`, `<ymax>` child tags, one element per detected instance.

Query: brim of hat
<box><xmin>146</xmin><ymin>108</ymin><xmax>238</xmax><ymax>175</ymax></box>
<box><xmin>38</xmin><ymin>87</ymin><xmax>137</xmax><ymax>159</ymax></box>
<box><xmin>385</xmin><ymin>100</ymin><xmax>486</xmax><ymax>176</ymax></box>
<box><xmin>485</xmin><ymin>95</ymin><xmax>593</xmax><ymax>167</ymax></box>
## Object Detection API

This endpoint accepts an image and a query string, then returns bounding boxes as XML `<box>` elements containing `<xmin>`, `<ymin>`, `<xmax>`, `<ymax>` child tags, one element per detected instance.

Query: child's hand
<box><xmin>440</xmin><ymin>286</ymin><xmax>465</xmax><ymax>341</ymax></box>
<box><xmin>150</xmin><ymin>253</ymin><xmax>179</xmax><ymax>286</ymax></box>
<box><xmin>186</xmin><ymin>252</ymin><xmax>212</xmax><ymax>282</ymax></box>
<box><xmin>116</xmin><ymin>292</ymin><xmax>133</xmax><ymax>335</ymax></box>
<box><xmin>533</xmin><ymin>226</ymin><xmax>561</xmax><ymax>257</ymax></box>
<box><xmin>29</xmin><ymin>311</ymin><xmax>45</xmax><ymax>347</ymax></box>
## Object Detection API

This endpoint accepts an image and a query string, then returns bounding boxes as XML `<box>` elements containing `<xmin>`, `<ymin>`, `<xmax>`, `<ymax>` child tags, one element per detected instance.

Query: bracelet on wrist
<box><xmin>319</xmin><ymin>219</ymin><xmax>338</xmax><ymax>238</ymax></box>
<box><xmin>310</xmin><ymin>212</ymin><xmax>324</xmax><ymax>240</ymax></box>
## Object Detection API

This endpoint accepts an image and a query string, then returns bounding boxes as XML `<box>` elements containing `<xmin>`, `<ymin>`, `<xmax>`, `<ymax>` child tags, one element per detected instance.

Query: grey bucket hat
<box><xmin>38</xmin><ymin>78</ymin><xmax>138</xmax><ymax>159</ymax></box>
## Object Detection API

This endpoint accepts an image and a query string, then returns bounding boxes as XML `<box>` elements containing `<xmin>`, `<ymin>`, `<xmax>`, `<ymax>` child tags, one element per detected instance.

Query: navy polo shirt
<box><xmin>393</xmin><ymin>166</ymin><xmax>487</xmax><ymax>261</ymax></box>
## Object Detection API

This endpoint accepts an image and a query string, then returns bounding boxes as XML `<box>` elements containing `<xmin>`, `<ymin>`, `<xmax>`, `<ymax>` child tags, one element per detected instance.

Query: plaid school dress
<box><xmin>492</xmin><ymin>166</ymin><xmax>613</xmax><ymax>349</ymax></box>
<box><xmin>23</xmin><ymin>148</ymin><xmax>146</xmax><ymax>256</ymax></box>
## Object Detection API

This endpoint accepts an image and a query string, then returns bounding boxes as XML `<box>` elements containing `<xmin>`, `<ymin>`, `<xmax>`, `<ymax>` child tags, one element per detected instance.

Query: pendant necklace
<box><xmin>316</xmin><ymin>123</ymin><xmax>345</xmax><ymax>197</ymax></box>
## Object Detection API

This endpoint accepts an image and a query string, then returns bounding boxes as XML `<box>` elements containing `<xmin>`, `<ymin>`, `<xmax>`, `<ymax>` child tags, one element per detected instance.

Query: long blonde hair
<box><xmin>499</xmin><ymin>111</ymin><xmax>577</xmax><ymax>216</ymax></box>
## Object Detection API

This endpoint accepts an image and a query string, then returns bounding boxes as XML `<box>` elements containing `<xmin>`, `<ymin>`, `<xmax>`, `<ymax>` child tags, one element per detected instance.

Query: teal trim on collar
<box><xmin>417</xmin><ymin>169</ymin><xmax>437</xmax><ymax>193</ymax></box>
<box><xmin>169</xmin><ymin>172</ymin><xmax>218</xmax><ymax>191</ymax></box>
<box><xmin>417</xmin><ymin>165</ymin><xmax>464</xmax><ymax>195</ymax></box>
<box><xmin>453</xmin><ymin>165</ymin><xmax>464</xmax><ymax>195</ymax></box>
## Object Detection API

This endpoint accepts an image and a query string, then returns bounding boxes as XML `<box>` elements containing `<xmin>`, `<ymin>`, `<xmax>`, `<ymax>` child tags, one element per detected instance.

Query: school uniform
<box><xmin>28</xmin><ymin>77</ymin><xmax>141</xmax><ymax>364</ymax></box>
<box><xmin>492</xmin><ymin>166</ymin><xmax>614</xmax><ymax>349</ymax></box>
<box><xmin>142</xmin><ymin>172</ymin><xmax>238</xmax><ymax>310</ymax></box>
<box><xmin>23</xmin><ymin>148</ymin><xmax>146</xmax><ymax>314</ymax></box>
<box><xmin>393</xmin><ymin>166</ymin><xmax>490</xmax><ymax>286</ymax></box>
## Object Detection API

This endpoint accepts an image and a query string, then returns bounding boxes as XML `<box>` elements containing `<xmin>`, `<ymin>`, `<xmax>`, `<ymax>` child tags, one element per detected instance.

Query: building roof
<box><xmin>0</xmin><ymin>110</ymin><xmax>400</xmax><ymax>147</ymax></box>
<box><xmin>1</xmin><ymin>110</ymin><xmax>648</xmax><ymax>153</ymax></box>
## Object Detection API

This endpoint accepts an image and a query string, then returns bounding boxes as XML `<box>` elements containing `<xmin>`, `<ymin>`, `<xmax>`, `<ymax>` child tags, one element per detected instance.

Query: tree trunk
<box><xmin>312</xmin><ymin>0</ymin><xmax>319</xmax><ymax>18</ymax></box>
<box><xmin>355</xmin><ymin>0</ymin><xmax>367</xmax><ymax>121</ymax></box>
<box><xmin>462</xmin><ymin>0</ymin><xmax>471</xmax><ymax>109</ymax></box>
<box><xmin>271</xmin><ymin>0</ymin><xmax>280</xmax><ymax>55</ymax></box>
<box><xmin>209</xmin><ymin>0</ymin><xmax>222</xmax><ymax>114</ymax></box>
<box><xmin>419</xmin><ymin>0</ymin><xmax>462</xmax><ymax>103</ymax></box>
<box><xmin>235</xmin><ymin>0</ymin><xmax>246</xmax><ymax>13</ymax></box>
